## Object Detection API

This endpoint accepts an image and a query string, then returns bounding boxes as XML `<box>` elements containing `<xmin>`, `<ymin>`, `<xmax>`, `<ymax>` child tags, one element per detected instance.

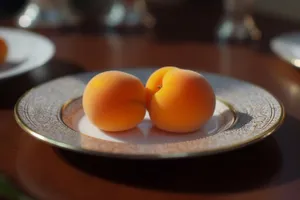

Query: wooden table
<box><xmin>2</xmin><ymin>3</ymin><xmax>300</xmax><ymax>199</ymax></box>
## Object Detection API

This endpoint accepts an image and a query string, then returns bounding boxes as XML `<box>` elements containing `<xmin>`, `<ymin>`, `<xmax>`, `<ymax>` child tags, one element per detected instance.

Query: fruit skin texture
<box><xmin>82</xmin><ymin>71</ymin><xmax>146</xmax><ymax>132</ymax></box>
<box><xmin>145</xmin><ymin>66</ymin><xmax>176</xmax><ymax>108</ymax></box>
<box><xmin>0</xmin><ymin>38</ymin><xmax>7</xmax><ymax>64</ymax></box>
<box><xmin>146</xmin><ymin>67</ymin><xmax>216</xmax><ymax>133</ymax></box>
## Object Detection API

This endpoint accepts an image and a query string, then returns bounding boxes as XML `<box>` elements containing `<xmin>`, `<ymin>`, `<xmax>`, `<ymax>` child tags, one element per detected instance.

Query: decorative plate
<box><xmin>0</xmin><ymin>27</ymin><xmax>55</xmax><ymax>80</ymax></box>
<box><xmin>14</xmin><ymin>68</ymin><xmax>285</xmax><ymax>159</ymax></box>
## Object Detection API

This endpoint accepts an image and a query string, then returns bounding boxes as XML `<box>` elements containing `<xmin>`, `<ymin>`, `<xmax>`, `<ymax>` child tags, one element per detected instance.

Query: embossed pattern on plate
<box><xmin>14</xmin><ymin>68</ymin><xmax>284</xmax><ymax>158</ymax></box>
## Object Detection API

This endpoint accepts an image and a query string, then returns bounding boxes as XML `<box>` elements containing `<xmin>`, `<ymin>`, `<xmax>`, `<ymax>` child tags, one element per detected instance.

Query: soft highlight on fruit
<box><xmin>146</xmin><ymin>66</ymin><xmax>216</xmax><ymax>133</ymax></box>
<box><xmin>82</xmin><ymin>71</ymin><xmax>146</xmax><ymax>132</ymax></box>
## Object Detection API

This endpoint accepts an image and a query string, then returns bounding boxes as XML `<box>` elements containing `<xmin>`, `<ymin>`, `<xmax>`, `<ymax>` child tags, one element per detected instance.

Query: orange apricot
<box><xmin>82</xmin><ymin>71</ymin><xmax>146</xmax><ymax>132</ymax></box>
<box><xmin>146</xmin><ymin>67</ymin><xmax>216</xmax><ymax>133</ymax></box>
<box><xmin>145</xmin><ymin>66</ymin><xmax>178</xmax><ymax>108</ymax></box>
<box><xmin>0</xmin><ymin>37</ymin><xmax>8</xmax><ymax>64</ymax></box>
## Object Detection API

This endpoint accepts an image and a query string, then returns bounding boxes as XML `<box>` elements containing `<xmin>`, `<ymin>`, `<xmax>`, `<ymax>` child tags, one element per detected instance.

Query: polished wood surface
<box><xmin>2</xmin><ymin>2</ymin><xmax>300</xmax><ymax>199</ymax></box>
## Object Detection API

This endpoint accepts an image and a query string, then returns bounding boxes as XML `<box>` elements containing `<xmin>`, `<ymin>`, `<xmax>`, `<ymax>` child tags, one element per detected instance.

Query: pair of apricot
<box><xmin>82</xmin><ymin>67</ymin><xmax>216</xmax><ymax>133</ymax></box>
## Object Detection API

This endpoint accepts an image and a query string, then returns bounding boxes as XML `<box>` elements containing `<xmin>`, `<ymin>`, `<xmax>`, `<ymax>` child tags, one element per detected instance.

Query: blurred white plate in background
<box><xmin>270</xmin><ymin>32</ymin><xmax>300</xmax><ymax>68</ymax></box>
<box><xmin>0</xmin><ymin>27</ymin><xmax>55</xmax><ymax>80</ymax></box>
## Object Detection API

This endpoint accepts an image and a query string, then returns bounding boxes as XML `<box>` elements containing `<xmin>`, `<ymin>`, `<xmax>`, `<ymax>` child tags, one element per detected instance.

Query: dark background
<box><xmin>0</xmin><ymin>1</ymin><xmax>222</xmax><ymax>19</ymax></box>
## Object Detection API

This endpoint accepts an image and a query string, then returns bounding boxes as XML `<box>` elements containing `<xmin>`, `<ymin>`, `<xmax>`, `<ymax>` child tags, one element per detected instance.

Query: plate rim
<box><xmin>0</xmin><ymin>27</ymin><xmax>55</xmax><ymax>80</ymax></box>
<box><xmin>14</xmin><ymin>70</ymin><xmax>286</xmax><ymax>159</ymax></box>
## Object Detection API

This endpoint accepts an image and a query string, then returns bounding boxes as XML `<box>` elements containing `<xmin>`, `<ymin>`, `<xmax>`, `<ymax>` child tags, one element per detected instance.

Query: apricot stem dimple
<box><xmin>157</xmin><ymin>85</ymin><xmax>162</xmax><ymax>89</ymax></box>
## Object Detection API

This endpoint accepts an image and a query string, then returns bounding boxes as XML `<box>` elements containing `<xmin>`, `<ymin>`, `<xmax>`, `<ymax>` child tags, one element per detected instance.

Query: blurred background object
<box><xmin>1</xmin><ymin>0</ymin><xmax>300</xmax><ymax>24</ymax></box>
<box><xmin>0</xmin><ymin>0</ymin><xmax>298</xmax><ymax>38</ymax></box>
<box><xmin>0</xmin><ymin>0</ymin><xmax>299</xmax><ymax>51</ymax></box>
<box><xmin>216</xmin><ymin>0</ymin><xmax>261</xmax><ymax>43</ymax></box>
<box><xmin>14</xmin><ymin>0</ymin><xmax>155</xmax><ymax>30</ymax></box>
<box><xmin>16</xmin><ymin>0</ymin><xmax>79</xmax><ymax>28</ymax></box>
<box><xmin>255</xmin><ymin>0</ymin><xmax>300</xmax><ymax>21</ymax></box>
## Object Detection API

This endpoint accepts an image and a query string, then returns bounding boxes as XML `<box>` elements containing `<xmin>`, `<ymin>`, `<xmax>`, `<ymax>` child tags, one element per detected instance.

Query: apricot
<box><xmin>82</xmin><ymin>71</ymin><xmax>146</xmax><ymax>132</ymax></box>
<box><xmin>0</xmin><ymin>37</ymin><xmax>7</xmax><ymax>64</ymax></box>
<box><xmin>146</xmin><ymin>67</ymin><xmax>216</xmax><ymax>133</ymax></box>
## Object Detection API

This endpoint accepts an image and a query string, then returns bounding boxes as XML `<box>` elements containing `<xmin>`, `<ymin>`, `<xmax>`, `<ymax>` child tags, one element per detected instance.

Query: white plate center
<box><xmin>76</xmin><ymin>100</ymin><xmax>236</xmax><ymax>145</ymax></box>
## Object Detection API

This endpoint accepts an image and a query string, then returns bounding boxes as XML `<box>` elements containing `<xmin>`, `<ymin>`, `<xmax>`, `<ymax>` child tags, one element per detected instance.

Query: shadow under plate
<box><xmin>56</xmin><ymin>135</ymin><xmax>282</xmax><ymax>194</ymax></box>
